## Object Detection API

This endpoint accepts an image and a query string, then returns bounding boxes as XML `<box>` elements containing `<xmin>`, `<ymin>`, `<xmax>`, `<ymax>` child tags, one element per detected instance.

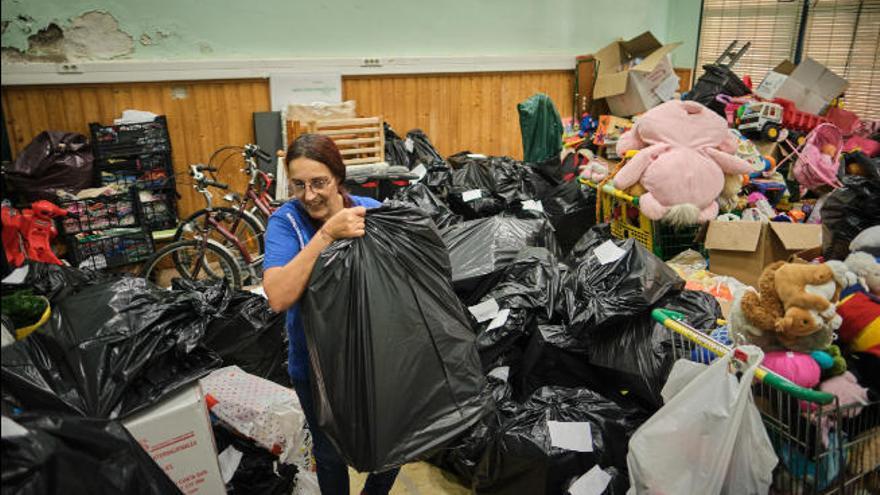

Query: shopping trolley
<box><xmin>579</xmin><ymin>152</ymin><xmax>704</xmax><ymax>261</ymax></box>
<box><xmin>652</xmin><ymin>308</ymin><xmax>880</xmax><ymax>494</ymax></box>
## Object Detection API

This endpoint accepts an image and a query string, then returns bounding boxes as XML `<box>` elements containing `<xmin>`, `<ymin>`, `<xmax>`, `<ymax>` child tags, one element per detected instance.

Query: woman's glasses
<box><xmin>290</xmin><ymin>177</ymin><xmax>332</xmax><ymax>196</ymax></box>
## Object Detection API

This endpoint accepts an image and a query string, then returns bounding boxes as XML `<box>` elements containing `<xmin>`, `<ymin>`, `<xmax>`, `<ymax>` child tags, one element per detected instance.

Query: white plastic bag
<box><xmin>627</xmin><ymin>346</ymin><xmax>777</xmax><ymax>495</ymax></box>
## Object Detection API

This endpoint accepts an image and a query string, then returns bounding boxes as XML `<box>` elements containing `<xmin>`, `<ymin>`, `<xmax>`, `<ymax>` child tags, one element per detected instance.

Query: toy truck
<box><xmin>737</xmin><ymin>98</ymin><xmax>828</xmax><ymax>142</ymax></box>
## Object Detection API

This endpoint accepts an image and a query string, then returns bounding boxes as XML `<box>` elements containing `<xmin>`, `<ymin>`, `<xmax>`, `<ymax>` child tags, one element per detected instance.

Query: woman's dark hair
<box><xmin>286</xmin><ymin>133</ymin><xmax>346</xmax><ymax>184</ymax></box>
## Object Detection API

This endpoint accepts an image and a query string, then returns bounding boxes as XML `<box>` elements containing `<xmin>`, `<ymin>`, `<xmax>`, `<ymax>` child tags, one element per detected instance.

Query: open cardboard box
<box><xmin>703</xmin><ymin>221</ymin><xmax>823</xmax><ymax>288</ymax></box>
<box><xmin>592</xmin><ymin>32</ymin><xmax>681</xmax><ymax>117</ymax></box>
<box><xmin>755</xmin><ymin>58</ymin><xmax>848</xmax><ymax>115</ymax></box>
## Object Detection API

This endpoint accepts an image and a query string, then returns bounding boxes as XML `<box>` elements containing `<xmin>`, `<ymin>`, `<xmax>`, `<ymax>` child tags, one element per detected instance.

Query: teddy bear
<box><xmin>612</xmin><ymin>100</ymin><xmax>753</xmax><ymax>225</ymax></box>
<box><xmin>773</xmin><ymin>263</ymin><xmax>841</xmax><ymax>323</ymax></box>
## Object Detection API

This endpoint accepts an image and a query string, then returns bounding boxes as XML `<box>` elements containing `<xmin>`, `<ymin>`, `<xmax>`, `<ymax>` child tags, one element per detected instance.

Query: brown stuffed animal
<box><xmin>775</xmin><ymin>306</ymin><xmax>820</xmax><ymax>338</ymax></box>
<box><xmin>774</xmin><ymin>263</ymin><xmax>838</xmax><ymax>312</ymax></box>
<box><xmin>741</xmin><ymin>261</ymin><xmax>785</xmax><ymax>333</ymax></box>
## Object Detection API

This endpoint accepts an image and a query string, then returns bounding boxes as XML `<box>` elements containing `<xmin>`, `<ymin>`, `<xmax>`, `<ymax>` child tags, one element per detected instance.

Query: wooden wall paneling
<box><xmin>1</xmin><ymin>80</ymin><xmax>270</xmax><ymax>218</ymax></box>
<box><xmin>342</xmin><ymin>70</ymin><xmax>574</xmax><ymax>159</ymax></box>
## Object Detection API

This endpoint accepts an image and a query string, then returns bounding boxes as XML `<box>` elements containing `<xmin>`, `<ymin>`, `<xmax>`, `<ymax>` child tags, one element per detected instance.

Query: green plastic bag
<box><xmin>518</xmin><ymin>93</ymin><xmax>564</xmax><ymax>163</ymax></box>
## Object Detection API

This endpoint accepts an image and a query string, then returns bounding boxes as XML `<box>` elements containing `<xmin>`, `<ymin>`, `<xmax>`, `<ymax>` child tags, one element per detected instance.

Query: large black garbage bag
<box><xmin>384</xmin><ymin>123</ymin><xmax>410</xmax><ymax>167</ymax></box>
<box><xmin>449</xmin><ymin>159</ymin><xmax>507</xmax><ymax>219</ymax></box>
<box><xmin>212</xmin><ymin>425</ymin><xmax>297</xmax><ymax>495</ymax></box>
<box><xmin>6</xmin><ymin>131</ymin><xmax>95</xmax><ymax>202</ymax></box>
<box><xmin>821</xmin><ymin>175</ymin><xmax>880</xmax><ymax>260</ymax></box>
<box><xmin>513</xmin><ymin>325</ymin><xmax>607</xmax><ymax>403</ymax></box>
<box><xmin>393</xmin><ymin>183</ymin><xmax>462</xmax><ymax>229</ymax></box>
<box><xmin>406</xmin><ymin>129</ymin><xmax>444</xmax><ymax>167</ymax></box>
<box><xmin>2</xmin><ymin>262</ymin><xmax>120</xmax><ymax>304</ymax></box>
<box><xmin>526</xmin><ymin>156</ymin><xmax>566</xmax><ymax>188</ymax></box>
<box><xmin>429</xmin><ymin>374</ymin><xmax>513</xmax><ymax>486</ymax></box>
<box><xmin>568</xmin><ymin>223</ymin><xmax>612</xmax><ymax>265</ymax></box>
<box><xmin>1</xmin><ymin>278</ymin><xmax>223</xmax><ymax>418</ymax></box>
<box><xmin>472</xmin><ymin>248</ymin><xmax>566</xmax><ymax>368</ymax></box>
<box><xmin>586</xmin><ymin>290</ymin><xmax>721</xmax><ymax>411</ymax></box>
<box><xmin>442</xmin><ymin>216</ymin><xmax>559</xmax><ymax>305</ymax></box>
<box><xmin>302</xmin><ymin>204</ymin><xmax>489</xmax><ymax>471</ymax></box>
<box><xmin>423</xmin><ymin>162</ymin><xmax>455</xmax><ymax>199</ymax></box>
<box><xmin>474</xmin><ymin>386</ymin><xmax>647</xmax><ymax>495</ymax></box>
<box><xmin>561</xmin><ymin>238</ymin><xmax>683</xmax><ymax>336</ymax></box>
<box><xmin>542</xmin><ymin>181</ymin><xmax>597</xmax><ymax>256</ymax></box>
<box><xmin>203</xmin><ymin>289</ymin><xmax>288</xmax><ymax>386</ymax></box>
<box><xmin>1</xmin><ymin>414</ymin><xmax>182</xmax><ymax>495</ymax></box>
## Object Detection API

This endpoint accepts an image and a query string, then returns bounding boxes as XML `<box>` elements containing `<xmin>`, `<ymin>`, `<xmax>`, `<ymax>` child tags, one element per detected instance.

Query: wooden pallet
<box><xmin>305</xmin><ymin>117</ymin><xmax>385</xmax><ymax>166</ymax></box>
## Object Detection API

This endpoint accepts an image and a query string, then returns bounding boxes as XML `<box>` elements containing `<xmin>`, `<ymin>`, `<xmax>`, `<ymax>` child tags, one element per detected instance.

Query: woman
<box><xmin>263</xmin><ymin>134</ymin><xmax>399</xmax><ymax>495</ymax></box>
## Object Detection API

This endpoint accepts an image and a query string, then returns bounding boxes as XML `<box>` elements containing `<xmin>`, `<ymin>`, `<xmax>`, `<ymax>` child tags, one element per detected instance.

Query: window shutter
<box><xmin>696</xmin><ymin>0</ymin><xmax>806</xmax><ymax>81</ymax></box>
<box><xmin>802</xmin><ymin>0</ymin><xmax>880</xmax><ymax>119</ymax></box>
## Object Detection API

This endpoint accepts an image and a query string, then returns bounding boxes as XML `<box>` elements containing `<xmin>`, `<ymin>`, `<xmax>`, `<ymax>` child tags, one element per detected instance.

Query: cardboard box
<box><xmin>703</xmin><ymin>221</ymin><xmax>822</xmax><ymax>288</ymax></box>
<box><xmin>593</xmin><ymin>32</ymin><xmax>681</xmax><ymax>117</ymax></box>
<box><xmin>123</xmin><ymin>384</ymin><xmax>226</xmax><ymax>495</ymax></box>
<box><xmin>755</xmin><ymin>58</ymin><xmax>848</xmax><ymax>114</ymax></box>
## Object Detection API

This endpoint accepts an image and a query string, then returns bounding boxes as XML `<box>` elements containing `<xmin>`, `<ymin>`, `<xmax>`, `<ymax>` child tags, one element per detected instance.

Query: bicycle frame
<box><xmin>193</xmin><ymin>179</ymin><xmax>258</xmax><ymax>266</ymax></box>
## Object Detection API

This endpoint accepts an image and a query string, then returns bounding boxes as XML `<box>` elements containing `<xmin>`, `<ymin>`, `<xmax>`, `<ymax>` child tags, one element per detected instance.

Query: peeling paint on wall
<box><xmin>1</xmin><ymin>10</ymin><xmax>133</xmax><ymax>63</ymax></box>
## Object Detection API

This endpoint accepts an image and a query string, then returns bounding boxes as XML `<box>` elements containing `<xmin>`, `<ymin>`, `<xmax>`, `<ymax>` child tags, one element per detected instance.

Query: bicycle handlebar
<box><xmin>243</xmin><ymin>144</ymin><xmax>272</xmax><ymax>162</ymax></box>
<box><xmin>193</xmin><ymin>164</ymin><xmax>218</xmax><ymax>172</ymax></box>
<box><xmin>204</xmin><ymin>180</ymin><xmax>229</xmax><ymax>190</ymax></box>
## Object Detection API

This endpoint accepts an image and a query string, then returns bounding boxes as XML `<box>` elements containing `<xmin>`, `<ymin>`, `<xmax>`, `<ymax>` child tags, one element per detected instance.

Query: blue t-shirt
<box><xmin>263</xmin><ymin>196</ymin><xmax>381</xmax><ymax>382</ymax></box>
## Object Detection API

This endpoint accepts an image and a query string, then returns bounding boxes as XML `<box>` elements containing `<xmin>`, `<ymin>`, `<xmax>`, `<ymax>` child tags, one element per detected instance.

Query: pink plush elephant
<box><xmin>613</xmin><ymin>100</ymin><xmax>753</xmax><ymax>224</ymax></box>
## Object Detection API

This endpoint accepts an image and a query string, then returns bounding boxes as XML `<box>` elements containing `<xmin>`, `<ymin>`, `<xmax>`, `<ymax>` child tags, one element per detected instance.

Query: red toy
<box><xmin>1</xmin><ymin>205</ymin><xmax>26</xmax><ymax>267</ymax></box>
<box><xmin>1</xmin><ymin>200</ymin><xmax>68</xmax><ymax>267</ymax></box>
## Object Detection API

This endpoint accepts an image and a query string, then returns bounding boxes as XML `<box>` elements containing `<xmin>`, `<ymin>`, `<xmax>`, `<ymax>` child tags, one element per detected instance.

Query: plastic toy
<box><xmin>1</xmin><ymin>205</ymin><xmax>26</xmax><ymax>267</ymax></box>
<box><xmin>5</xmin><ymin>200</ymin><xmax>69</xmax><ymax>266</ymax></box>
<box><xmin>612</xmin><ymin>100</ymin><xmax>753</xmax><ymax>224</ymax></box>
<box><xmin>578</xmin><ymin>113</ymin><xmax>598</xmax><ymax>138</ymax></box>
<box><xmin>737</xmin><ymin>98</ymin><xmax>829</xmax><ymax>141</ymax></box>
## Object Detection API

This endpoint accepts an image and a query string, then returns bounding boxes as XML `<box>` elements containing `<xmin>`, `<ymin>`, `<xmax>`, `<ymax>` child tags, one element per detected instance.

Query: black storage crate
<box><xmin>89</xmin><ymin>116</ymin><xmax>171</xmax><ymax>159</ymax></box>
<box><xmin>136</xmin><ymin>188</ymin><xmax>178</xmax><ymax>231</ymax></box>
<box><xmin>68</xmin><ymin>228</ymin><xmax>154</xmax><ymax>270</ymax></box>
<box><xmin>57</xmin><ymin>189</ymin><xmax>139</xmax><ymax>235</ymax></box>
<box><xmin>97</xmin><ymin>152</ymin><xmax>175</xmax><ymax>190</ymax></box>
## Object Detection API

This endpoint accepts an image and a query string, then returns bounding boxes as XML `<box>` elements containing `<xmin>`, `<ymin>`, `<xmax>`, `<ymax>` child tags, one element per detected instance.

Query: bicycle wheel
<box><xmin>176</xmin><ymin>207</ymin><xmax>265</xmax><ymax>265</ymax></box>
<box><xmin>141</xmin><ymin>239</ymin><xmax>242</xmax><ymax>289</ymax></box>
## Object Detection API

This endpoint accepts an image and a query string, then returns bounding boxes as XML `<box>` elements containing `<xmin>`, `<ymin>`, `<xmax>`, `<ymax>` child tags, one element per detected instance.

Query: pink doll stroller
<box><xmin>786</xmin><ymin>123</ymin><xmax>844</xmax><ymax>196</ymax></box>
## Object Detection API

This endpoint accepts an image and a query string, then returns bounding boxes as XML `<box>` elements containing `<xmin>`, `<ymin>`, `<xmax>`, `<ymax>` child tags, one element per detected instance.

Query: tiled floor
<box><xmin>349</xmin><ymin>462</ymin><xmax>470</xmax><ymax>495</ymax></box>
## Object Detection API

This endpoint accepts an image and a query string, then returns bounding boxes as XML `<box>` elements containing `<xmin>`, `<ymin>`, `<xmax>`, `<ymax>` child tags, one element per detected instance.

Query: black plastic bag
<box><xmin>821</xmin><ymin>175</ymin><xmax>880</xmax><ymax>260</ymax></box>
<box><xmin>6</xmin><ymin>131</ymin><xmax>95</xmax><ymax>202</ymax></box>
<box><xmin>560</xmin><ymin>238</ymin><xmax>683</xmax><ymax>336</ymax></box>
<box><xmin>474</xmin><ymin>386</ymin><xmax>647</xmax><ymax>495</ymax></box>
<box><xmin>212</xmin><ymin>425</ymin><xmax>297</xmax><ymax>495</ymax></box>
<box><xmin>586</xmin><ymin>290</ymin><xmax>721</xmax><ymax>411</ymax></box>
<box><xmin>429</xmin><ymin>374</ymin><xmax>513</xmax><ymax>486</ymax></box>
<box><xmin>568</xmin><ymin>223</ymin><xmax>612</xmax><ymax>265</ymax></box>
<box><xmin>203</xmin><ymin>289</ymin><xmax>288</xmax><ymax>386</ymax></box>
<box><xmin>384</xmin><ymin>123</ymin><xmax>411</xmax><ymax>167</ymax></box>
<box><xmin>1</xmin><ymin>278</ymin><xmax>223</xmax><ymax>418</ymax></box>
<box><xmin>302</xmin><ymin>204</ymin><xmax>489</xmax><ymax>471</ymax></box>
<box><xmin>393</xmin><ymin>183</ymin><xmax>462</xmax><ymax>229</ymax></box>
<box><xmin>526</xmin><ymin>156</ymin><xmax>566</xmax><ymax>188</ymax></box>
<box><xmin>684</xmin><ymin>65</ymin><xmax>751</xmax><ymax>117</ymax></box>
<box><xmin>513</xmin><ymin>325</ymin><xmax>607</xmax><ymax>403</ymax></box>
<box><xmin>472</xmin><ymin>247</ymin><xmax>566</xmax><ymax>368</ymax></box>
<box><xmin>406</xmin><ymin>129</ymin><xmax>444</xmax><ymax>168</ymax></box>
<box><xmin>442</xmin><ymin>216</ymin><xmax>559</xmax><ymax>305</ymax></box>
<box><xmin>542</xmin><ymin>181</ymin><xmax>597</xmax><ymax>256</ymax></box>
<box><xmin>423</xmin><ymin>162</ymin><xmax>455</xmax><ymax>199</ymax></box>
<box><xmin>2</xmin><ymin>261</ymin><xmax>120</xmax><ymax>304</ymax></box>
<box><xmin>1</xmin><ymin>414</ymin><xmax>182</xmax><ymax>495</ymax></box>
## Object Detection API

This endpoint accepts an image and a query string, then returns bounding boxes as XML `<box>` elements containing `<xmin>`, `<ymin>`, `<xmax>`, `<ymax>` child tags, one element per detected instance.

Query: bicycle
<box><xmin>140</xmin><ymin>165</ymin><xmax>243</xmax><ymax>289</ymax></box>
<box><xmin>175</xmin><ymin>144</ymin><xmax>279</xmax><ymax>281</ymax></box>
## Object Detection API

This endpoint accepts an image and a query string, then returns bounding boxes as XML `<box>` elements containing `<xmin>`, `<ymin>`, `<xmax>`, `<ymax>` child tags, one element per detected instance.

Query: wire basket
<box><xmin>653</xmin><ymin>309</ymin><xmax>880</xmax><ymax>494</ymax></box>
<box><xmin>57</xmin><ymin>189</ymin><xmax>139</xmax><ymax>235</ymax></box>
<box><xmin>136</xmin><ymin>189</ymin><xmax>178</xmax><ymax>231</ymax></box>
<box><xmin>67</xmin><ymin>228</ymin><xmax>154</xmax><ymax>270</ymax></box>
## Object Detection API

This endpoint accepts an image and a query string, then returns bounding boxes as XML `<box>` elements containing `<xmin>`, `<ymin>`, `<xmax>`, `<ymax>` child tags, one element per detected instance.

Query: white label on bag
<box><xmin>1</xmin><ymin>417</ymin><xmax>28</xmax><ymax>438</ymax></box>
<box><xmin>592</xmin><ymin>240</ymin><xmax>626</xmax><ymax>265</ymax></box>
<box><xmin>467</xmin><ymin>153</ymin><xmax>488</xmax><ymax>159</ymax></box>
<box><xmin>548</xmin><ymin>421</ymin><xmax>593</xmax><ymax>452</ymax></box>
<box><xmin>404</xmin><ymin>138</ymin><xmax>415</xmax><ymax>153</ymax></box>
<box><xmin>522</xmin><ymin>200</ymin><xmax>544</xmax><ymax>213</ymax></box>
<box><xmin>410</xmin><ymin>164</ymin><xmax>427</xmax><ymax>183</ymax></box>
<box><xmin>486</xmin><ymin>308</ymin><xmax>511</xmax><ymax>331</ymax></box>
<box><xmin>468</xmin><ymin>298</ymin><xmax>500</xmax><ymax>322</ymax></box>
<box><xmin>488</xmin><ymin>366</ymin><xmax>510</xmax><ymax>383</ymax></box>
<box><xmin>1</xmin><ymin>266</ymin><xmax>29</xmax><ymax>285</ymax></box>
<box><xmin>568</xmin><ymin>465</ymin><xmax>612</xmax><ymax>495</ymax></box>
<box><xmin>218</xmin><ymin>445</ymin><xmax>244</xmax><ymax>483</ymax></box>
<box><xmin>462</xmin><ymin>189</ymin><xmax>483</xmax><ymax>202</ymax></box>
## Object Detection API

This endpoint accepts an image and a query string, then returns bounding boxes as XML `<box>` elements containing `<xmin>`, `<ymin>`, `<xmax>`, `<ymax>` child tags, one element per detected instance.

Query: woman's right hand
<box><xmin>320</xmin><ymin>206</ymin><xmax>367</xmax><ymax>240</ymax></box>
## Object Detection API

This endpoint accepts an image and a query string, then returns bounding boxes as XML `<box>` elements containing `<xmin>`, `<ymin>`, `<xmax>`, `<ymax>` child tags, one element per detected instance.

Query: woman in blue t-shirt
<box><xmin>263</xmin><ymin>133</ymin><xmax>397</xmax><ymax>495</ymax></box>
